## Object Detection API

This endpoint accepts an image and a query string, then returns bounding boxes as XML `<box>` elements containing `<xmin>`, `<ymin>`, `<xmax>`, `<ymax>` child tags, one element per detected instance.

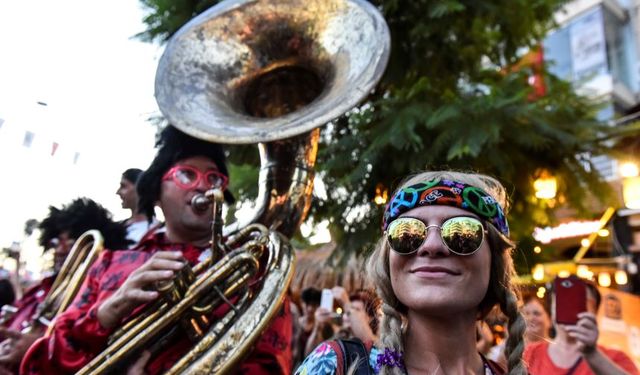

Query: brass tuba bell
<box><xmin>80</xmin><ymin>0</ymin><xmax>390</xmax><ymax>373</ymax></box>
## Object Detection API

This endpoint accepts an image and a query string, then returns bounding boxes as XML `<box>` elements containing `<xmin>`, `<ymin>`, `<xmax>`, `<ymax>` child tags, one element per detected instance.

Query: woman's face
<box><xmin>522</xmin><ymin>299</ymin><xmax>551</xmax><ymax>341</ymax></box>
<box><xmin>388</xmin><ymin>205</ymin><xmax>492</xmax><ymax>316</ymax></box>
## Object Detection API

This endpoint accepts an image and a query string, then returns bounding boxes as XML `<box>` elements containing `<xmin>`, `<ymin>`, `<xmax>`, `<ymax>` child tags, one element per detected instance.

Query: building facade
<box><xmin>538</xmin><ymin>0</ymin><xmax>640</xmax><ymax>293</ymax></box>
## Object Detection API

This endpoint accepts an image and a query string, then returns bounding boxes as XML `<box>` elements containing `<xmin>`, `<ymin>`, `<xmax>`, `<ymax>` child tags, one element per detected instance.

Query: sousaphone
<box><xmin>81</xmin><ymin>0</ymin><xmax>390</xmax><ymax>373</ymax></box>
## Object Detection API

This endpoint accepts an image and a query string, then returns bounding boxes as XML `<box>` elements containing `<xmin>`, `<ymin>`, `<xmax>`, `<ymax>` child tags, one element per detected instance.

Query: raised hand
<box><xmin>565</xmin><ymin>312</ymin><xmax>598</xmax><ymax>354</ymax></box>
<box><xmin>331</xmin><ymin>286</ymin><xmax>350</xmax><ymax>307</ymax></box>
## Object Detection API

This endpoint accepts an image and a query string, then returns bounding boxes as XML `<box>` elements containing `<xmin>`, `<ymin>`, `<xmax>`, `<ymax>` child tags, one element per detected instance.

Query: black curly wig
<box><xmin>38</xmin><ymin>198</ymin><xmax>130</xmax><ymax>250</ymax></box>
<box><xmin>136</xmin><ymin>126</ymin><xmax>234</xmax><ymax>221</ymax></box>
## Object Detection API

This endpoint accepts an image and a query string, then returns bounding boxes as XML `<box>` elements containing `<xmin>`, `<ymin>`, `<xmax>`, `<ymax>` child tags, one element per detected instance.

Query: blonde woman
<box><xmin>296</xmin><ymin>171</ymin><xmax>526</xmax><ymax>374</ymax></box>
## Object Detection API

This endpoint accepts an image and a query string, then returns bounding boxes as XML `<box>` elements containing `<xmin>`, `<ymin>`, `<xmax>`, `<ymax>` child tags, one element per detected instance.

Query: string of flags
<box><xmin>1</xmin><ymin>118</ymin><xmax>81</xmax><ymax>164</ymax></box>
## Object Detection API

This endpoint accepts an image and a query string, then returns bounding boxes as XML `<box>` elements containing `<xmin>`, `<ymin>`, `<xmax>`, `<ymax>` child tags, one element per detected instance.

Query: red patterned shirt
<box><xmin>3</xmin><ymin>276</ymin><xmax>54</xmax><ymax>335</ymax></box>
<box><xmin>20</xmin><ymin>228</ymin><xmax>292</xmax><ymax>374</ymax></box>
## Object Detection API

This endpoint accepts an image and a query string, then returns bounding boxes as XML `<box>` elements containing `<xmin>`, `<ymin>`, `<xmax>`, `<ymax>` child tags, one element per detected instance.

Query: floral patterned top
<box><xmin>295</xmin><ymin>341</ymin><xmax>381</xmax><ymax>374</ymax></box>
<box><xmin>295</xmin><ymin>341</ymin><xmax>505</xmax><ymax>375</ymax></box>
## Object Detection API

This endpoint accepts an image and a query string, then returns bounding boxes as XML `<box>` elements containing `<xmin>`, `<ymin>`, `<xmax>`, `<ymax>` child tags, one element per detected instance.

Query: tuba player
<box><xmin>21</xmin><ymin>126</ymin><xmax>293</xmax><ymax>375</ymax></box>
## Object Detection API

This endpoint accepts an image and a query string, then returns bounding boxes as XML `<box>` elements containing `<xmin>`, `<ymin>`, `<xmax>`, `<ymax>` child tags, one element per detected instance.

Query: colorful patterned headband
<box><xmin>383</xmin><ymin>179</ymin><xmax>509</xmax><ymax>236</ymax></box>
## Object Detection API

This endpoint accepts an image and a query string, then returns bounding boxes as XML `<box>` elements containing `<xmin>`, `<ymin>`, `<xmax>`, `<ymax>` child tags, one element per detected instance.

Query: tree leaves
<box><xmin>137</xmin><ymin>0</ymin><xmax>638</xmax><ymax>273</ymax></box>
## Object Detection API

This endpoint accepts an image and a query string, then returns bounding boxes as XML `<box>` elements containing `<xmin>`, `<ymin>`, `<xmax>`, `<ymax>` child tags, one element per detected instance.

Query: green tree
<box><xmin>137</xmin><ymin>0</ymin><xmax>639</xmax><ymax>274</ymax></box>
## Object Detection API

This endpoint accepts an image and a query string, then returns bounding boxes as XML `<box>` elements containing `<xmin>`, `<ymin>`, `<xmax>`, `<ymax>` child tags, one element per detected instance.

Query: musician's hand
<box><xmin>0</xmin><ymin>327</ymin><xmax>43</xmax><ymax>370</ymax></box>
<box><xmin>98</xmin><ymin>251</ymin><xmax>185</xmax><ymax>329</ymax></box>
<box><xmin>126</xmin><ymin>350</ymin><xmax>151</xmax><ymax>375</ymax></box>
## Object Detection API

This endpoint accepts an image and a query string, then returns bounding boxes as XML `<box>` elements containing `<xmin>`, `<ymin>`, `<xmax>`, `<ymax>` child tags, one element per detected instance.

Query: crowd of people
<box><xmin>0</xmin><ymin>129</ymin><xmax>636</xmax><ymax>374</ymax></box>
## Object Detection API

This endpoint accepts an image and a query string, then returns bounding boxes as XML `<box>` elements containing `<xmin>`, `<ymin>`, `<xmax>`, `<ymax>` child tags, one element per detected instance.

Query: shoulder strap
<box><xmin>480</xmin><ymin>353</ymin><xmax>506</xmax><ymax>375</ymax></box>
<box><xmin>327</xmin><ymin>340</ymin><xmax>346</xmax><ymax>375</ymax></box>
<box><xmin>336</xmin><ymin>338</ymin><xmax>373</xmax><ymax>375</ymax></box>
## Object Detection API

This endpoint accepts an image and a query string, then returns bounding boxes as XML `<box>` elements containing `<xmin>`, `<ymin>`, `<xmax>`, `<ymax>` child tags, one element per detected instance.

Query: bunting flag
<box><xmin>0</xmin><ymin>118</ymin><xmax>4</xmax><ymax>129</ymax></box>
<box><xmin>51</xmin><ymin>142</ymin><xmax>59</xmax><ymax>156</ymax></box>
<box><xmin>23</xmin><ymin>131</ymin><xmax>34</xmax><ymax>148</ymax></box>
<box><xmin>5</xmin><ymin>126</ymin><xmax>81</xmax><ymax>164</ymax></box>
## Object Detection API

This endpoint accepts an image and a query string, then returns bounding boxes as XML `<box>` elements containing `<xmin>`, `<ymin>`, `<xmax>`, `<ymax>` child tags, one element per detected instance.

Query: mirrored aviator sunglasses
<box><xmin>386</xmin><ymin>216</ymin><xmax>486</xmax><ymax>256</ymax></box>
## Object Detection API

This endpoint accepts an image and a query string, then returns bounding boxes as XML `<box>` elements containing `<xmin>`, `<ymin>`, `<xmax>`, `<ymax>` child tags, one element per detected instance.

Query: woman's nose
<box><xmin>416</xmin><ymin>227</ymin><xmax>450</xmax><ymax>257</ymax></box>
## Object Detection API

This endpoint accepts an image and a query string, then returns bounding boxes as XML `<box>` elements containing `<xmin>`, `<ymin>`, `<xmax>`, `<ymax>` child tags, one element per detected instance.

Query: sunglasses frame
<box><xmin>386</xmin><ymin>216</ymin><xmax>487</xmax><ymax>256</ymax></box>
<box><xmin>162</xmin><ymin>164</ymin><xmax>229</xmax><ymax>191</ymax></box>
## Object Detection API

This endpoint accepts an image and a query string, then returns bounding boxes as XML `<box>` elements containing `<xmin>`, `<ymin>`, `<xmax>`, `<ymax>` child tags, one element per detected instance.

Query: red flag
<box><xmin>529</xmin><ymin>46</ymin><xmax>546</xmax><ymax>99</ymax></box>
<box><xmin>504</xmin><ymin>44</ymin><xmax>546</xmax><ymax>100</ymax></box>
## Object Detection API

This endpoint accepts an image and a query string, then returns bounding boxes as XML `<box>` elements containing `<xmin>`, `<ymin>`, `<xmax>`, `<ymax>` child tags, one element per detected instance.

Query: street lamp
<box><xmin>534</xmin><ymin>171</ymin><xmax>557</xmax><ymax>200</ymax></box>
<box><xmin>615</xmin><ymin>270</ymin><xmax>628</xmax><ymax>285</ymax></box>
<box><xmin>623</xmin><ymin>177</ymin><xmax>640</xmax><ymax>209</ymax></box>
<box><xmin>374</xmin><ymin>183</ymin><xmax>388</xmax><ymax>205</ymax></box>
<box><xmin>598</xmin><ymin>272</ymin><xmax>612</xmax><ymax>287</ymax></box>
<box><xmin>620</xmin><ymin>161</ymin><xmax>639</xmax><ymax>178</ymax></box>
<box><xmin>532</xmin><ymin>264</ymin><xmax>545</xmax><ymax>281</ymax></box>
<box><xmin>620</xmin><ymin>161</ymin><xmax>640</xmax><ymax>209</ymax></box>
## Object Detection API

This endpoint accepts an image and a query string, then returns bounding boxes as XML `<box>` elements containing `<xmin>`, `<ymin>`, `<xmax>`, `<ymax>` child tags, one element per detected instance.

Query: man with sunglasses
<box><xmin>0</xmin><ymin>198</ymin><xmax>128</xmax><ymax>375</ymax></box>
<box><xmin>21</xmin><ymin>126</ymin><xmax>293</xmax><ymax>375</ymax></box>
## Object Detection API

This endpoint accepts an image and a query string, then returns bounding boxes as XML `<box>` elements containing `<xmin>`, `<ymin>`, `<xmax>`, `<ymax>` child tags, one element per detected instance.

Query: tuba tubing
<box><xmin>167</xmin><ymin>232</ymin><xmax>294</xmax><ymax>374</ymax></box>
<box><xmin>77</xmin><ymin>222</ymin><xmax>271</xmax><ymax>375</ymax></box>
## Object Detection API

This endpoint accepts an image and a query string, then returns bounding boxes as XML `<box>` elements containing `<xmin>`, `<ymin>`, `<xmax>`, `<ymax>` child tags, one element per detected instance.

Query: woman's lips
<box><xmin>409</xmin><ymin>266</ymin><xmax>460</xmax><ymax>275</ymax></box>
<box><xmin>410</xmin><ymin>265</ymin><xmax>461</xmax><ymax>278</ymax></box>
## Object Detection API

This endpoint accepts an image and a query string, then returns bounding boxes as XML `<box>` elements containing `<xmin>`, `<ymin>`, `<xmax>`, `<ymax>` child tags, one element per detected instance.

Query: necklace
<box><xmin>403</xmin><ymin>360</ymin><xmax>494</xmax><ymax>375</ymax></box>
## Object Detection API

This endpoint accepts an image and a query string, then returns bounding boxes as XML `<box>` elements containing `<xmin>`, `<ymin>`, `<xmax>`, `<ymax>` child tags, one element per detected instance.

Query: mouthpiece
<box><xmin>191</xmin><ymin>195</ymin><xmax>211</xmax><ymax>212</ymax></box>
<box><xmin>191</xmin><ymin>189</ymin><xmax>225</xmax><ymax>212</ymax></box>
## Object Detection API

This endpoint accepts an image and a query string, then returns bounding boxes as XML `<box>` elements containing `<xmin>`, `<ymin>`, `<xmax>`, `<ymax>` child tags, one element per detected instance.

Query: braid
<box><xmin>378</xmin><ymin>304</ymin><xmax>405</xmax><ymax>375</ymax></box>
<box><xmin>485</xmin><ymin>224</ymin><xmax>527</xmax><ymax>375</ymax></box>
<box><xmin>367</xmin><ymin>239</ymin><xmax>407</xmax><ymax>375</ymax></box>
<box><xmin>501</xmin><ymin>288</ymin><xmax>527</xmax><ymax>375</ymax></box>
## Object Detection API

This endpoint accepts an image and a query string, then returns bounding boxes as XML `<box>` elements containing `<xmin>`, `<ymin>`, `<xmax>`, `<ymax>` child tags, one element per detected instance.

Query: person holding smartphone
<box><xmin>524</xmin><ymin>276</ymin><xmax>638</xmax><ymax>375</ymax></box>
<box><xmin>297</xmin><ymin>171</ymin><xmax>526</xmax><ymax>374</ymax></box>
<box><xmin>303</xmin><ymin>286</ymin><xmax>381</xmax><ymax>358</ymax></box>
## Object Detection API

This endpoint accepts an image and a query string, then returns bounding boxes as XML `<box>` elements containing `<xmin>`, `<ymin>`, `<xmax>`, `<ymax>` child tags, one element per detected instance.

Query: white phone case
<box><xmin>320</xmin><ymin>289</ymin><xmax>333</xmax><ymax>311</ymax></box>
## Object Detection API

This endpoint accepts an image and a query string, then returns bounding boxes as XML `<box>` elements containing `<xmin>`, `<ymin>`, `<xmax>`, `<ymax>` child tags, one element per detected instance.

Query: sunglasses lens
<box><xmin>175</xmin><ymin>167</ymin><xmax>197</xmax><ymax>187</ymax></box>
<box><xmin>440</xmin><ymin>217</ymin><xmax>484</xmax><ymax>255</ymax></box>
<box><xmin>387</xmin><ymin>218</ymin><xmax>427</xmax><ymax>254</ymax></box>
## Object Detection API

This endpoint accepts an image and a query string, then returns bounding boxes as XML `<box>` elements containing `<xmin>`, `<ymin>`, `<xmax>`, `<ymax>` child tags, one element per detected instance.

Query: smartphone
<box><xmin>554</xmin><ymin>275</ymin><xmax>587</xmax><ymax>325</ymax></box>
<box><xmin>320</xmin><ymin>288</ymin><xmax>334</xmax><ymax>311</ymax></box>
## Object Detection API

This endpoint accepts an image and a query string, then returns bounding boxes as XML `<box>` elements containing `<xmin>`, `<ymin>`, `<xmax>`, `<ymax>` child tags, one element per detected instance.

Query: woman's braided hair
<box><xmin>367</xmin><ymin>171</ymin><xmax>527</xmax><ymax>375</ymax></box>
